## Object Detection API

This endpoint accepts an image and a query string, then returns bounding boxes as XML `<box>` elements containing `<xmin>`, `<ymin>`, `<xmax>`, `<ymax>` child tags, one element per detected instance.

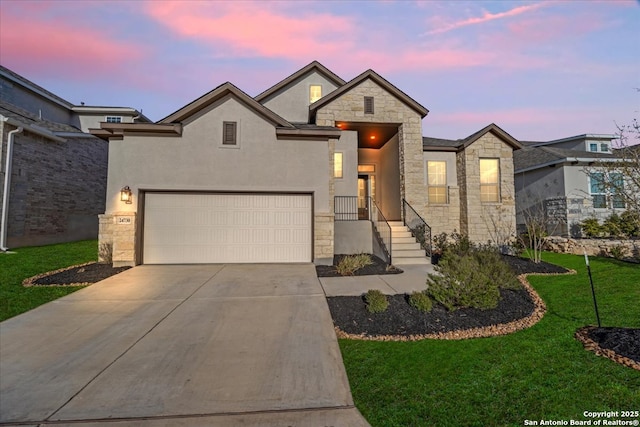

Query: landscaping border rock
<box><xmin>575</xmin><ymin>326</ymin><xmax>640</xmax><ymax>371</ymax></box>
<box><xmin>334</xmin><ymin>271</ymin><xmax>576</xmax><ymax>341</ymax></box>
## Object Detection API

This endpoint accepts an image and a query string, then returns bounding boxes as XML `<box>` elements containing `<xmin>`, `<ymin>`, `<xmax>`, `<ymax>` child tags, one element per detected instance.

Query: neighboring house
<box><xmin>514</xmin><ymin>134</ymin><xmax>624</xmax><ymax>237</ymax></box>
<box><xmin>95</xmin><ymin>61</ymin><xmax>522</xmax><ymax>267</ymax></box>
<box><xmin>0</xmin><ymin>65</ymin><xmax>146</xmax><ymax>249</ymax></box>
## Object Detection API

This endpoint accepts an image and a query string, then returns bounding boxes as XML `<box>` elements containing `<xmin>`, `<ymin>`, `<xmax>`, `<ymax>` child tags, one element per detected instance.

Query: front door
<box><xmin>358</xmin><ymin>175</ymin><xmax>369</xmax><ymax>220</ymax></box>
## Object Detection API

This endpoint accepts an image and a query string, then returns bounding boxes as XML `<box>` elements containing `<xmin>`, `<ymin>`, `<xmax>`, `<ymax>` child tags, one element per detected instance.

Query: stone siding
<box><xmin>544</xmin><ymin>236</ymin><xmax>640</xmax><ymax>262</ymax></box>
<box><xmin>1</xmin><ymin>126</ymin><xmax>108</xmax><ymax>248</ymax></box>
<box><xmin>315</xmin><ymin>79</ymin><xmax>426</xmax><ymax>211</ymax></box>
<box><xmin>423</xmin><ymin>185</ymin><xmax>461</xmax><ymax>236</ymax></box>
<box><xmin>98</xmin><ymin>212</ymin><xmax>137</xmax><ymax>266</ymax></box>
<box><xmin>457</xmin><ymin>133</ymin><xmax>516</xmax><ymax>244</ymax></box>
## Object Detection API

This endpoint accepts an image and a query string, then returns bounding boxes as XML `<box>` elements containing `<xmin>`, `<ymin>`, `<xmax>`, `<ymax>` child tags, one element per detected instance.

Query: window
<box><xmin>590</xmin><ymin>172</ymin><xmax>625</xmax><ymax>209</ymax></box>
<box><xmin>364</xmin><ymin>96</ymin><xmax>374</xmax><ymax>114</ymax></box>
<box><xmin>106</xmin><ymin>116</ymin><xmax>122</xmax><ymax>123</ymax></box>
<box><xmin>427</xmin><ymin>161</ymin><xmax>447</xmax><ymax>204</ymax></box>
<box><xmin>334</xmin><ymin>152</ymin><xmax>343</xmax><ymax>178</ymax></box>
<box><xmin>479</xmin><ymin>158</ymin><xmax>500</xmax><ymax>203</ymax></box>
<box><xmin>600</xmin><ymin>143</ymin><xmax>609</xmax><ymax>152</ymax></box>
<box><xmin>309</xmin><ymin>85</ymin><xmax>322</xmax><ymax>103</ymax></box>
<box><xmin>223</xmin><ymin>121</ymin><xmax>237</xmax><ymax>145</ymax></box>
<box><xmin>357</xmin><ymin>164</ymin><xmax>375</xmax><ymax>173</ymax></box>
<box><xmin>589</xmin><ymin>143</ymin><xmax>598</xmax><ymax>152</ymax></box>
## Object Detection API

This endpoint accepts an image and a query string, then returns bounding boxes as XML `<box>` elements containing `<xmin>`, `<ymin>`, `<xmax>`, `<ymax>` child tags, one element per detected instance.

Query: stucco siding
<box><xmin>261</xmin><ymin>72</ymin><xmax>340</xmax><ymax>123</ymax></box>
<box><xmin>103</xmin><ymin>96</ymin><xmax>333</xmax><ymax>265</ymax></box>
<box><xmin>334</xmin><ymin>130</ymin><xmax>358</xmax><ymax>198</ymax></box>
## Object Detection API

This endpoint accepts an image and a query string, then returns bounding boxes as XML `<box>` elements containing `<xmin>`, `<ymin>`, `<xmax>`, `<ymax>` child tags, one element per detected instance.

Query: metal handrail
<box><xmin>334</xmin><ymin>196</ymin><xmax>392</xmax><ymax>264</ymax></box>
<box><xmin>370</xmin><ymin>198</ymin><xmax>392</xmax><ymax>265</ymax></box>
<box><xmin>402</xmin><ymin>199</ymin><xmax>432</xmax><ymax>257</ymax></box>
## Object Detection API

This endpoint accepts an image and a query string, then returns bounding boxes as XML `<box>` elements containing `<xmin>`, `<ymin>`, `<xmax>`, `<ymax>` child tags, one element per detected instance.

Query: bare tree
<box><xmin>588</xmin><ymin>118</ymin><xmax>640</xmax><ymax>215</ymax></box>
<box><xmin>516</xmin><ymin>193</ymin><xmax>565</xmax><ymax>264</ymax></box>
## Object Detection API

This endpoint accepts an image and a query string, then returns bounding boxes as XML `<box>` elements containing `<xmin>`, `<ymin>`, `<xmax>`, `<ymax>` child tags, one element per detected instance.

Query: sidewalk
<box><xmin>319</xmin><ymin>264</ymin><xmax>435</xmax><ymax>297</ymax></box>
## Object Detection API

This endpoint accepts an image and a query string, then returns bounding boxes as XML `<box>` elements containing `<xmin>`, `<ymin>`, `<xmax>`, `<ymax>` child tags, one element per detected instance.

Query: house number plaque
<box><xmin>117</xmin><ymin>216</ymin><xmax>132</xmax><ymax>224</ymax></box>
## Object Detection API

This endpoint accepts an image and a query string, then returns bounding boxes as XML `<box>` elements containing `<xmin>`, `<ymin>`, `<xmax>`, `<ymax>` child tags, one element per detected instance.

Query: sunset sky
<box><xmin>1</xmin><ymin>0</ymin><xmax>638</xmax><ymax>141</ymax></box>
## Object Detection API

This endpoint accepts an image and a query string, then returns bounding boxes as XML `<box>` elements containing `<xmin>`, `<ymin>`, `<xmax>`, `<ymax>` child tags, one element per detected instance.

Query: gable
<box><xmin>159</xmin><ymin>82</ymin><xmax>292</xmax><ymax>128</ymax></box>
<box><xmin>255</xmin><ymin>61</ymin><xmax>345</xmax><ymax>104</ymax></box>
<box><xmin>260</xmin><ymin>70</ymin><xmax>343</xmax><ymax>123</ymax></box>
<box><xmin>310</xmin><ymin>69</ymin><xmax>429</xmax><ymax>121</ymax></box>
<box><xmin>460</xmin><ymin>123</ymin><xmax>522</xmax><ymax>151</ymax></box>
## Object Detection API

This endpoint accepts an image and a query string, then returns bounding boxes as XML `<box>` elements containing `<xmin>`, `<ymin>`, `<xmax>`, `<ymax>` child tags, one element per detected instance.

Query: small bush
<box><xmin>609</xmin><ymin>245</ymin><xmax>628</xmax><ymax>260</ymax></box>
<box><xmin>364</xmin><ymin>289</ymin><xmax>389</xmax><ymax>313</ymax></box>
<box><xmin>336</xmin><ymin>254</ymin><xmax>373</xmax><ymax>276</ymax></box>
<box><xmin>426</xmin><ymin>238</ymin><xmax>520</xmax><ymax>311</ymax></box>
<box><xmin>620</xmin><ymin>210</ymin><xmax>640</xmax><ymax>237</ymax></box>
<box><xmin>580</xmin><ymin>217</ymin><xmax>604</xmax><ymax>238</ymax></box>
<box><xmin>603</xmin><ymin>213</ymin><xmax>624</xmax><ymax>237</ymax></box>
<box><xmin>408</xmin><ymin>291</ymin><xmax>433</xmax><ymax>312</ymax></box>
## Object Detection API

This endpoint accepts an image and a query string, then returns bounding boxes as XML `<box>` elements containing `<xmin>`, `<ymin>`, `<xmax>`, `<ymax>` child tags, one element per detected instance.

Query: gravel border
<box><xmin>22</xmin><ymin>262</ymin><xmax>97</xmax><ymax>287</ymax></box>
<box><xmin>334</xmin><ymin>270</ymin><xmax>576</xmax><ymax>341</ymax></box>
<box><xmin>575</xmin><ymin>326</ymin><xmax>640</xmax><ymax>371</ymax></box>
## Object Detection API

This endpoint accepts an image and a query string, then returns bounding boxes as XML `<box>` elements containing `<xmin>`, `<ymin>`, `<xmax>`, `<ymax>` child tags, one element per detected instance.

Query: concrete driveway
<box><xmin>0</xmin><ymin>264</ymin><xmax>369</xmax><ymax>426</ymax></box>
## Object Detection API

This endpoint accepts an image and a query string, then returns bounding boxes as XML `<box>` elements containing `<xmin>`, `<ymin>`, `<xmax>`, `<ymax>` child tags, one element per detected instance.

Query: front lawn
<box><xmin>340</xmin><ymin>252</ymin><xmax>640</xmax><ymax>426</ymax></box>
<box><xmin>0</xmin><ymin>240</ymin><xmax>98</xmax><ymax>322</ymax></box>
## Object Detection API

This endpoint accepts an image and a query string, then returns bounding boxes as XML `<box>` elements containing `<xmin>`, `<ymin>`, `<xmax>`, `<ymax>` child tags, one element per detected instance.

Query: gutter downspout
<box><xmin>1</xmin><ymin>122</ymin><xmax>23</xmax><ymax>252</ymax></box>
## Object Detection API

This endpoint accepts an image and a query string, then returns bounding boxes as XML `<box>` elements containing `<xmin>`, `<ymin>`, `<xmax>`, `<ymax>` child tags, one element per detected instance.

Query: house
<box><xmin>0</xmin><ymin>65</ymin><xmax>146</xmax><ymax>249</ymax></box>
<box><xmin>95</xmin><ymin>61</ymin><xmax>522</xmax><ymax>267</ymax></box>
<box><xmin>513</xmin><ymin>134</ymin><xmax>625</xmax><ymax>237</ymax></box>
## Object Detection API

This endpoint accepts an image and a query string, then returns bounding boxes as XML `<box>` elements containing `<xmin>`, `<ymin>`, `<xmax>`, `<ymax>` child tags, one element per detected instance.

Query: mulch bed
<box><xmin>575</xmin><ymin>326</ymin><xmax>640</xmax><ymax>371</ymax></box>
<box><xmin>22</xmin><ymin>262</ymin><xmax>131</xmax><ymax>287</ymax></box>
<box><xmin>316</xmin><ymin>254</ymin><xmax>403</xmax><ymax>277</ymax></box>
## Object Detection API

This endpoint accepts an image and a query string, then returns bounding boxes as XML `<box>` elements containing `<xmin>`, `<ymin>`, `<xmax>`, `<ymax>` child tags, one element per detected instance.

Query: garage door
<box><xmin>143</xmin><ymin>193</ymin><xmax>312</xmax><ymax>264</ymax></box>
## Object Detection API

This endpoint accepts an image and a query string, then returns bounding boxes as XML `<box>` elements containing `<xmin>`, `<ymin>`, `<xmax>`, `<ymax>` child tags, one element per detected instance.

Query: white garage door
<box><xmin>143</xmin><ymin>193</ymin><xmax>312</xmax><ymax>264</ymax></box>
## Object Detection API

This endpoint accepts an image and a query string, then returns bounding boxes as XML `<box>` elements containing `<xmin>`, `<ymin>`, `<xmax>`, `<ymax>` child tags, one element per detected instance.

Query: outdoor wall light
<box><xmin>120</xmin><ymin>186</ymin><xmax>133</xmax><ymax>204</ymax></box>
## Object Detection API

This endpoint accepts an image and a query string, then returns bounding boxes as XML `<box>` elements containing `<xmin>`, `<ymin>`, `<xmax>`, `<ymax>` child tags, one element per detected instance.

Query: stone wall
<box><xmin>315</xmin><ymin>78</ymin><xmax>426</xmax><ymax>211</ymax></box>
<box><xmin>457</xmin><ymin>133</ymin><xmax>516</xmax><ymax>244</ymax></box>
<box><xmin>1</xmin><ymin>127</ymin><xmax>108</xmax><ymax>248</ymax></box>
<box><xmin>98</xmin><ymin>212</ymin><xmax>136</xmax><ymax>266</ymax></box>
<box><xmin>543</xmin><ymin>236</ymin><xmax>640</xmax><ymax>261</ymax></box>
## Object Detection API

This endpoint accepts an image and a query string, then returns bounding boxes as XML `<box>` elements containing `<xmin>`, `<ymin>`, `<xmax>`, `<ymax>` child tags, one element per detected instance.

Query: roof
<box><xmin>0</xmin><ymin>100</ymin><xmax>83</xmax><ymax>134</ymax></box>
<box><xmin>523</xmin><ymin>133</ymin><xmax>616</xmax><ymax>148</ymax></box>
<box><xmin>159</xmin><ymin>82</ymin><xmax>293</xmax><ymax>128</ymax></box>
<box><xmin>423</xmin><ymin>123</ymin><xmax>522</xmax><ymax>152</ymax></box>
<box><xmin>254</xmin><ymin>61</ymin><xmax>346</xmax><ymax>103</ymax></box>
<box><xmin>514</xmin><ymin>145</ymin><xmax>619</xmax><ymax>173</ymax></box>
<box><xmin>0</xmin><ymin>65</ymin><xmax>74</xmax><ymax>110</ymax></box>
<box><xmin>309</xmin><ymin>69</ymin><xmax>429</xmax><ymax>120</ymax></box>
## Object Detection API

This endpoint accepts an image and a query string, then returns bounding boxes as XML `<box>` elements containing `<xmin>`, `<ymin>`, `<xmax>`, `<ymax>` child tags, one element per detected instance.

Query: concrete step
<box><xmin>392</xmin><ymin>230</ymin><xmax>413</xmax><ymax>238</ymax></box>
<box><xmin>387</xmin><ymin>221</ymin><xmax>405</xmax><ymax>227</ymax></box>
<box><xmin>391</xmin><ymin>236</ymin><xmax>418</xmax><ymax>244</ymax></box>
<box><xmin>392</xmin><ymin>242</ymin><xmax>421</xmax><ymax>251</ymax></box>
<box><xmin>392</xmin><ymin>249</ymin><xmax>427</xmax><ymax>258</ymax></box>
<box><xmin>390</xmin><ymin>225</ymin><xmax>410</xmax><ymax>232</ymax></box>
<box><xmin>393</xmin><ymin>257</ymin><xmax>431</xmax><ymax>265</ymax></box>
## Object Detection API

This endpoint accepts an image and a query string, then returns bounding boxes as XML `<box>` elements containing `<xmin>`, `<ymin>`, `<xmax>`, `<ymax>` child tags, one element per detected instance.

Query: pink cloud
<box><xmin>0</xmin><ymin>6</ymin><xmax>145</xmax><ymax>80</ymax></box>
<box><xmin>424</xmin><ymin>2</ymin><xmax>548</xmax><ymax>35</ymax></box>
<box><xmin>144</xmin><ymin>1</ymin><xmax>355</xmax><ymax>60</ymax></box>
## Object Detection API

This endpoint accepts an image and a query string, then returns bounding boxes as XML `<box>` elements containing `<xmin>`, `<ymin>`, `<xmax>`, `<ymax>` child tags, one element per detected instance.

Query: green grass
<box><xmin>340</xmin><ymin>252</ymin><xmax>640</xmax><ymax>426</ymax></box>
<box><xmin>0</xmin><ymin>240</ymin><xmax>98</xmax><ymax>321</ymax></box>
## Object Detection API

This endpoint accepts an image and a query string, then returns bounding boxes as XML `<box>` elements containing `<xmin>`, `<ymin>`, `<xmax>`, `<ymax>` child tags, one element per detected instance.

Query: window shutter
<box><xmin>364</xmin><ymin>96</ymin><xmax>374</xmax><ymax>114</ymax></box>
<box><xmin>223</xmin><ymin>121</ymin><xmax>237</xmax><ymax>145</ymax></box>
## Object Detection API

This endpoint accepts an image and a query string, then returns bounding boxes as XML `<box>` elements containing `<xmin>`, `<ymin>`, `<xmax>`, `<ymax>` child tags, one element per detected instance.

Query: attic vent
<box><xmin>364</xmin><ymin>96</ymin><xmax>374</xmax><ymax>114</ymax></box>
<box><xmin>223</xmin><ymin>121</ymin><xmax>237</xmax><ymax>145</ymax></box>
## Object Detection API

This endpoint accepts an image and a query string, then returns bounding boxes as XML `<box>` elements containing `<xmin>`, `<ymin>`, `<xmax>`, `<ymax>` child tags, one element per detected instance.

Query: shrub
<box><xmin>609</xmin><ymin>245</ymin><xmax>628</xmax><ymax>260</ymax></box>
<box><xmin>620</xmin><ymin>210</ymin><xmax>640</xmax><ymax>237</ymax></box>
<box><xmin>408</xmin><ymin>291</ymin><xmax>433</xmax><ymax>312</ymax></box>
<box><xmin>336</xmin><ymin>254</ymin><xmax>373</xmax><ymax>276</ymax></box>
<box><xmin>364</xmin><ymin>289</ymin><xmax>389</xmax><ymax>313</ymax></box>
<box><xmin>426</xmin><ymin>239</ymin><xmax>520</xmax><ymax>311</ymax></box>
<box><xmin>603</xmin><ymin>213</ymin><xmax>624</xmax><ymax>237</ymax></box>
<box><xmin>580</xmin><ymin>217</ymin><xmax>604</xmax><ymax>238</ymax></box>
